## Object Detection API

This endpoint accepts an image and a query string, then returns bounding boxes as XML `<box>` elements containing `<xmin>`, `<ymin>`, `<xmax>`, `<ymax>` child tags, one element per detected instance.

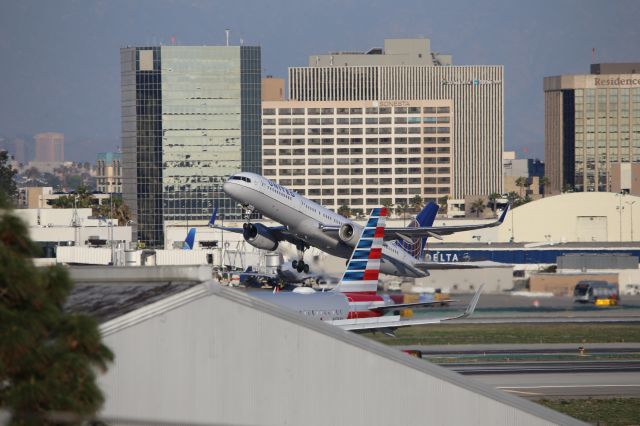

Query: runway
<box><xmin>473</xmin><ymin>372</ymin><xmax>640</xmax><ymax>399</ymax></box>
<box><xmin>400</xmin><ymin>343</ymin><xmax>640</xmax><ymax>399</ymax></box>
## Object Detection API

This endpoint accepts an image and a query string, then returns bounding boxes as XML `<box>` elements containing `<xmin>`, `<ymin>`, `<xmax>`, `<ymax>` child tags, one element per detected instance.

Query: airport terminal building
<box><xmin>286</xmin><ymin>38</ymin><xmax>504</xmax><ymax>199</ymax></box>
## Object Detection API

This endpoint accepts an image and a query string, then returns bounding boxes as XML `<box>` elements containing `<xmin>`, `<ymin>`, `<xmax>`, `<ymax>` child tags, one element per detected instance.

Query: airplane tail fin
<box><xmin>208</xmin><ymin>207</ymin><xmax>218</xmax><ymax>227</ymax></box>
<box><xmin>333</xmin><ymin>207</ymin><xmax>387</xmax><ymax>294</ymax></box>
<box><xmin>397</xmin><ymin>202</ymin><xmax>439</xmax><ymax>259</ymax></box>
<box><xmin>182</xmin><ymin>228</ymin><xmax>196</xmax><ymax>250</ymax></box>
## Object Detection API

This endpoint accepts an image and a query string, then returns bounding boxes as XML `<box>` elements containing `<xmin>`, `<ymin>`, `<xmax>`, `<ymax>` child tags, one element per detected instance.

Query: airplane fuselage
<box><xmin>223</xmin><ymin>173</ymin><xmax>426</xmax><ymax>278</ymax></box>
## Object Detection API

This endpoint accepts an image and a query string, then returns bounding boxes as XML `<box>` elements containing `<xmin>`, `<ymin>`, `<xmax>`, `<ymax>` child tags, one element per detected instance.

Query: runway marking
<box><xmin>500</xmin><ymin>389</ymin><xmax>542</xmax><ymax>396</ymax></box>
<box><xmin>499</xmin><ymin>384</ymin><xmax>640</xmax><ymax>389</ymax></box>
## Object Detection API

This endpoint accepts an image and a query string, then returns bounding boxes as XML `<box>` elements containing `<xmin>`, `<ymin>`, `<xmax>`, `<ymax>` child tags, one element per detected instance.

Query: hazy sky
<box><xmin>1</xmin><ymin>0</ymin><xmax>639</xmax><ymax>161</ymax></box>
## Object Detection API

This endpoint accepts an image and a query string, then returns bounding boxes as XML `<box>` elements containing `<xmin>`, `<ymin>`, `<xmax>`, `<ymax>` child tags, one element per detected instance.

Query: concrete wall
<box><xmin>414</xmin><ymin>267</ymin><xmax>513</xmax><ymax>293</ymax></box>
<box><xmin>97</xmin><ymin>282</ymin><xmax>581</xmax><ymax>425</ymax></box>
<box><xmin>529</xmin><ymin>273</ymin><xmax>618</xmax><ymax>296</ymax></box>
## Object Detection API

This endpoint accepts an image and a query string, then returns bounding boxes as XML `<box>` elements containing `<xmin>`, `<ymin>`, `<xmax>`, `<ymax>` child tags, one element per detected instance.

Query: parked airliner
<box><xmin>253</xmin><ymin>207</ymin><xmax>483</xmax><ymax>334</ymax></box>
<box><xmin>212</xmin><ymin>172</ymin><xmax>508</xmax><ymax>278</ymax></box>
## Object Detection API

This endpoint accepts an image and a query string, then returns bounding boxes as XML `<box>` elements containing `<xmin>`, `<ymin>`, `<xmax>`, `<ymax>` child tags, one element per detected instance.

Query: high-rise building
<box><xmin>262</xmin><ymin>99</ymin><xmax>453</xmax><ymax>213</ymax></box>
<box><xmin>34</xmin><ymin>132</ymin><xmax>64</xmax><ymax>162</ymax></box>
<box><xmin>544</xmin><ymin>63</ymin><xmax>640</xmax><ymax>193</ymax></box>
<box><xmin>96</xmin><ymin>152</ymin><xmax>122</xmax><ymax>194</ymax></box>
<box><xmin>262</xmin><ymin>76</ymin><xmax>285</xmax><ymax>101</ymax></box>
<box><xmin>121</xmin><ymin>45</ymin><xmax>261</xmax><ymax>247</ymax></box>
<box><xmin>287</xmin><ymin>38</ymin><xmax>503</xmax><ymax>199</ymax></box>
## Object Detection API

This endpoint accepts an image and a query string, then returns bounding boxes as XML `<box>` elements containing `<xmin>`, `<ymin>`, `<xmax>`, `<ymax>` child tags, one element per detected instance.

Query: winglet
<box><xmin>498</xmin><ymin>204</ymin><xmax>510</xmax><ymax>224</ymax></box>
<box><xmin>463</xmin><ymin>283</ymin><xmax>485</xmax><ymax>317</ymax></box>
<box><xmin>208</xmin><ymin>207</ymin><xmax>218</xmax><ymax>227</ymax></box>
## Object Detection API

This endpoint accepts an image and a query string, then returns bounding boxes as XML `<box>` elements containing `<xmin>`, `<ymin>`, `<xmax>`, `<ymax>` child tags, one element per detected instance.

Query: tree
<box><xmin>0</xmin><ymin>151</ymin><xmax>17</xmax><ymax>205</ymax></box>
<box><xmin>539</xmin><ymin>176</ymin><xmax>550</xmax><ymax>197</ymax></box>
<box><xmin>396</xmin><ymin>202</ymin><xmax>410</xmax><ymax>225</ymax></box>
<box><xmin>24</xmin><ymin>166</ymin><xmax>41</xmax><ymax>180</ymax></box>
<box><xmin>488</xmin><ymin>192</ymin><xmax>501</xmax><ymax>216</ymax></box>
<box><xmin>515</xmin><ymin>176</ymin><xmax>527</xmax><ymax>198</ymax></box>
<box><xmin>506</xmin><ymin>191</ymin><xmax>521</xmax><ymax>207</ymax></box>
<box><xmin>337</xmin><ymin>204</ymin><xmax>351</xmax><ymax>219</ymax></box>
<box><xmin>95</xmin><ymin>196</ymin><xmax>132</xmax><ymax>226</ymax></box>
<box><xmin>410</xmin><ymin>195</ymin><xmax>424</xmax><ymax>213</ymax></box>
<box><xmin>0</xmin><ymin>196</ymin><xmax>113</xmax><ymax>423</ymax></box>
<box><xmin>470</xmin><ymin>198</ymin><xmax>486</xmax><ymax>218</ymax></box>
<box><xmin>437</xmin><ymin>196</ymin><xmax>448</xmax><ymax>215</ymax></box>
<box><xmin>381</xmin><ymin>199</ymin><xmax>394</xmax><ymax>217</ymax></box>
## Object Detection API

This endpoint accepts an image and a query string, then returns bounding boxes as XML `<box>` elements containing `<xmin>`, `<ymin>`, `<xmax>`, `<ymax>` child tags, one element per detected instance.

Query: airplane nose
<box><xmin>223</xmin><ymin>180</ymin><xmax>238</xmax><ymax>199</ymax></box>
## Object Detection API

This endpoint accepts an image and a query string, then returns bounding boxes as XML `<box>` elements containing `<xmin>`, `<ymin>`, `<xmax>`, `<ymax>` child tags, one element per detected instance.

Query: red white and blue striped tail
<box><xmin>333</xmin><ymin>207</ymin><xmax>387</xmax><ymax>294</ymax></box>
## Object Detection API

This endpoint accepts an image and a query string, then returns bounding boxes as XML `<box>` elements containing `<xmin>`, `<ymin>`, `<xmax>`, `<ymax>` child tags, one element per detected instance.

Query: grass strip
<box><xmin>537</xmin><ymin>398</ymin><xmax>640</xmax><ymax>426</ymax></box>
<box><xmin>366</xmin><ymin>323</ymin><xmax>640</xmax><ymax>346</ymax></box>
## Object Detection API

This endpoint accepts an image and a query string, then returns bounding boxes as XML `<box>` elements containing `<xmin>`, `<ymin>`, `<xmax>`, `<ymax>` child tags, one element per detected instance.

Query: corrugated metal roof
<box><xmin>65</xmin><ymin>282</ymin><xmax>196</xmax><ymax>323</ymax></box>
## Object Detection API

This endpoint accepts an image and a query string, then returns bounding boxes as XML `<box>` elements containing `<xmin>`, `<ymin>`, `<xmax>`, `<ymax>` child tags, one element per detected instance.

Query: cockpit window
<box><xmin>230</xmin><ymin>176</ymin><xmax>251</xmax><ymax>183</ymax></box>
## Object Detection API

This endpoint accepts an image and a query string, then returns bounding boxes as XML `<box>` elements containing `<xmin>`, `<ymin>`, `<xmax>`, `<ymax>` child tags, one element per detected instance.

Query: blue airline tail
<box><xmin>182</xmin><ymin>228</ymin><xmax>196</xmax><ymax>250</ymax></box>
<box><xmin>208</xmin><ymin>207</ymin><xmax>218</xmax><ymax>227</ymax></box>
<box><xmin>396</xmin><ymin>202</ymin><xmax>439</xmax><ymax>259</ymax></box>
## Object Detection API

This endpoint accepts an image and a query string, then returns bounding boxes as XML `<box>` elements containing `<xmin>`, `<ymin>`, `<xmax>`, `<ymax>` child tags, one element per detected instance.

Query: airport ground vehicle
<box><xmin>573</xmin><ymin>280</ymin><xmax>619</xmax><ymax>305</ymax></box>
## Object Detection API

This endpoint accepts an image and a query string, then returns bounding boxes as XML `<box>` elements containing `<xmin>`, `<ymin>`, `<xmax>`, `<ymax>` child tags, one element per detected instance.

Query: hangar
<box><xmin>92</xmin><ymin>279</ymin><xmax>582</xmax><ymax>425</ymax></box>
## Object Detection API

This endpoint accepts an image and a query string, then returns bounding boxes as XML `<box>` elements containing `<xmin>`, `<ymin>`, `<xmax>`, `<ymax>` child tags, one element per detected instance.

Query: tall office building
<box><xmin>34</xmin><ymin>132</ymin><xmax>64</xmax><ymax>162</ymax></box>
<box><xmin>121</xmin><ymin>45</ymin><xmax>261</xmax><ymax>247</ymax></box>
<box><xmin>545</xmin><ymin>63</ymin><xmax>640</xmax><ymax>193</ymax></box>
<box><xmin>263</xmin><ymin>99</ymin><xmax>453</xmax><ymax>213</ymax></box>
<box><xmin>288</xmin><ymin>38</ymin><xmax>503</xmax><ymax>199</ymax></box>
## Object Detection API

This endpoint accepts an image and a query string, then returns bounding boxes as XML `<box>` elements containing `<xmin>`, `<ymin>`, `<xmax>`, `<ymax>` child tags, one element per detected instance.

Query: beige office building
<box><xmin>262</xmin><ymin>99</ymin><xmax>453</xmax><ymax>213</ymax></box>
<box><xmin>288</xmin><ymin>38</ymin><xmax>504</xmax><ymax>199</ymax></box>
<box><xmin>545</xmin><ymin>63</ymin><xmax>640</xmax><ymax>193</ymax></box>
<box><xmin>34</xmin><ymin>132</ymin><xmax>64</xmax><ymax>162</ymax></box>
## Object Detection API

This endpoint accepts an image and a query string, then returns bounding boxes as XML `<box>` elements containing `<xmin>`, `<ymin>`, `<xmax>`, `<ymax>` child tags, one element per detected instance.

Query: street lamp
<box><xmin>616</xmin><ymin>193</ymin><xmax>625</xmax><ymax>242</ymax></box>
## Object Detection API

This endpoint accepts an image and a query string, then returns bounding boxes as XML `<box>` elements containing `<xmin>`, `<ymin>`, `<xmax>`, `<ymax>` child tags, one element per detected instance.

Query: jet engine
<box><xmin>338</xmin><ymin>223</ymin><xmax>361</xmax><ymax>247</ymax></box>
<box><xmin>243</xmin><ymin>223</ymin><xmax>279</xmax><ymax>251</ymax></box>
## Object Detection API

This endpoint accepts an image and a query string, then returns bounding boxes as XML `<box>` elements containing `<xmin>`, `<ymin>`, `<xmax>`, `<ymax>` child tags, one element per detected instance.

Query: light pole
<box><xmin>626</xmin><ymin>201</ymin><xmax>636</xmax><ymax>242</ymax></box>
<box><xmin>616</xmin><ymin>193</ymin><xmax>625</xmax><ymax>242</ymax></box>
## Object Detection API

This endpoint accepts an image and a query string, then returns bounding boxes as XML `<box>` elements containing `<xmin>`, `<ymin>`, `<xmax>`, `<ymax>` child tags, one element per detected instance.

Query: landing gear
<box><xmin>293</xmin><ymin>242</ymin><xmax>310</xmax><ymax>274</ymax></box>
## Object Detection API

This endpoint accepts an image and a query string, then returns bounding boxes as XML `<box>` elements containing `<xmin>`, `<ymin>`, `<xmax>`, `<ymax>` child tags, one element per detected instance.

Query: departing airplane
<box><xmin>252</xmin><ymin>207</ymin><xmax>483</xmax><ymax>334</ymax></box>
<box><xmin>211</xmin><ymin>172</ymin><xmax>509</xmax><ymax>277</ymax></box>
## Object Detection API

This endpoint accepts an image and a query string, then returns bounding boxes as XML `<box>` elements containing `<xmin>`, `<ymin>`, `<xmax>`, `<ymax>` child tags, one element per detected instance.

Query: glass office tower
<box><xmin>121</xmin><ymin>45</ymin><xmax>261</xmax><ymax>248</ymax></box>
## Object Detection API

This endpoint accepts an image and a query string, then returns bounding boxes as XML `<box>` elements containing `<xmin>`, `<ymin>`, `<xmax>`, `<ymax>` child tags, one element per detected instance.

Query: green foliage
<box><xmin>538</xmin><ymin>398</ymin><xmax>640</xmax><ymax>426</ymax></box>
<box><xmin>437</xmin><ymin>196</ymin><xmax>448</xmax><ymax>215</ymax></box>
<box><xmin>0</xmin><ymin>201</ymin><xmax>114</xmax><ymax>423</ymax></box>
<box><xmin>337</xmin><ymin>204</ymin><xmax>351</xmax><ymax>219</ymax></box>
<box><xmin>469</xmin><ymin>198</ymin><xmax>486</xmax><ymax>217</ymax></box>
<box><xmin>539</xmin><ymin>176</ymin><xmax>550</xmax><ymax>197</ymax></box>
<box><xmin>488</xmin><ymin>192</ymin><xmax>501</xmax><ymax>214</ymax></box>
<box><xmin>368</xmin><ymin>323</ymin><xmax>640</xmax><ymax>346</ymax></box>
<box><xmin>95</xmin><ymin>196</ymin><xmax>132</xmax><ymax>226</ymax></box>
<box><xmin>410</xmin><ymin>195</ymin><xmax>424</xmax><ymax>213</ymax></box>
<box><xmin>381</xmin><ymin>199</ymin><xmax>394</xmax><ymax>216</ymax></box>
<box><xmin>0</xmin><ymin>151</ymin><xmax>18</xmax><ymax>206</ymax></box>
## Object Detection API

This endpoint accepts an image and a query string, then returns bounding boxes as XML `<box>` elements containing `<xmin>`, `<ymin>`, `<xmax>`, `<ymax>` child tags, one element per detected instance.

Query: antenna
<box><xmin>225</xmin><ymin>29</ymin><xmax>230</xmax><ymax>46</ymax></box>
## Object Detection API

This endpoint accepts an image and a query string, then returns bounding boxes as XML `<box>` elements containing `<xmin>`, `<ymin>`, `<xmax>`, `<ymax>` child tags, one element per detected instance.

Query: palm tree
<box><xmin>437</xmin><ymin>196</ymin><xmax>448</xmax><ymax>215</ymax></box>
<box><xmin>381</xmin><ymin>199</ymin><xmax>394</xmax><ymax>217</ymax></box>
<box><xmin>515</xmin><ymin>177</ymin><xmax>527</xmax><ymax>198</ymax></box>
<box><xmin>410</xmin><ymin>195</ymin><xmax>424</xmax><ymax>213</ymax></box>
<box><xmin>470</xmin><ymin>198</ymin><xmax>486</xmax><ymax>218</ymax></box>
<box><xmin>396</xmin><ymin>202</ymin><xmax>410</xmax><ymax>226</ymax></box>
<box><xmin>488</xmin><ymin>192</ymin><xmax>501</xmax><ymax>216</ymax></box>
<box><xmin>24</xmin><ymin>166</ymin><xmax>41</xmax><ymax>180</ymax></box>
<box><xmin>337</xmin><ymin>204</ymin><xmax>351</xmax><ymax>218</ymax></box>
<box><xmin>539</xmin><ymin>176</ymin><xmax>550</xmax><ymax>197</ymax></box>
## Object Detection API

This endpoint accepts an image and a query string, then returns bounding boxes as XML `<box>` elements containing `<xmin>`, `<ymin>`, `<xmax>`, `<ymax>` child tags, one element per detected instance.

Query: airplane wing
<box><xmin>382</xmin><ymin>206</ymin><xmax>509</xmax><ymax>242</ymax></box>
<box><xmin>208</xmin><ymin>207</ymin><xmax>307</xmax><ymax>248</ymax></box>
<box><xmin>369</xmin><ymin>299</ymin><xmax>455</xmax><ymax>314</ymax></box>
<box><xmin>329</xmin><ymin>284</ymin><xmax>484</xmax><ymax>332</ymax></box>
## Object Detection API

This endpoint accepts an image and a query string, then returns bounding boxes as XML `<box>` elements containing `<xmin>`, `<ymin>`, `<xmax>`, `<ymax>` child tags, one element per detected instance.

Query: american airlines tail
<box><xmin>396</xmin><ymin>202</ymin><xmax>439</xmax><ymax>259</ymax></box>
<box><xmin>333</xmin><ymin>207</ymin><xmax>387</xmax><ymax>294</ymax></box>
